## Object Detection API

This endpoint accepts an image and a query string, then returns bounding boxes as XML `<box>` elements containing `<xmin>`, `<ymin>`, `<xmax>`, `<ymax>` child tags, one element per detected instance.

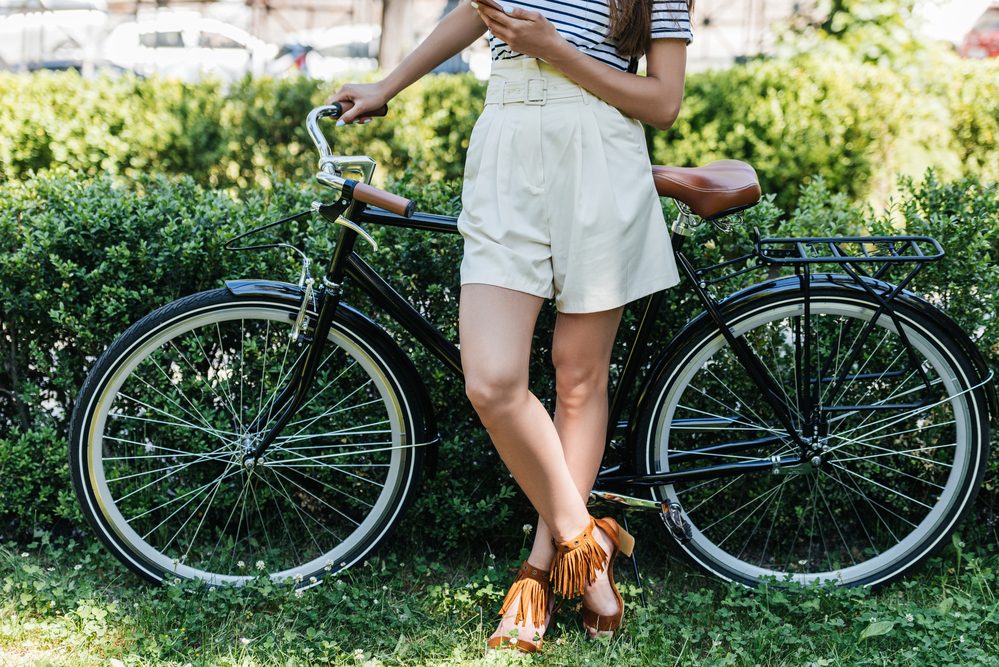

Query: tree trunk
<box><xmin>380</xmin><ymin>0</ymin><xmax>414</xmax><ymax>71</ymax></box>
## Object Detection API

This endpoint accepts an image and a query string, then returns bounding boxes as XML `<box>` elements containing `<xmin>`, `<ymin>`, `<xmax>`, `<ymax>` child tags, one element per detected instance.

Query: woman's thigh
<box><xmin>459</xmin><ymin>283</ymin><xmax>545</xmax><ymax>394</ymax></box>
<box><xmin>551</xmin><ymin>306</ymin><xmax>624</xmax><ymax>393</ymax></box>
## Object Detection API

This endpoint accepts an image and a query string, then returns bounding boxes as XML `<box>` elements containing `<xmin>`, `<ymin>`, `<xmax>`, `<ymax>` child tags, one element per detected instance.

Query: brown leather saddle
<box><xmin>651</xmin><ymin>160</ymin><xmax>762</xmax><ymax>221</ymax></box>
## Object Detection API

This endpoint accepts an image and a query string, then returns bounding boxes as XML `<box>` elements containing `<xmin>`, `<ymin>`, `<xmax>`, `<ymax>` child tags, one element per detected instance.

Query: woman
<box><xmin>329</xmin><ymin>0</ymin><xmax>692</xmax><ymax>652</ymax></box>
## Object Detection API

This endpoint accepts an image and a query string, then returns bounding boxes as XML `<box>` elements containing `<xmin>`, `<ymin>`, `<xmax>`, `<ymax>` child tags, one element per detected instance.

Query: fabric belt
<box><xmin>484</xmin><ymin>77</ymin><xmax>588</xmax><ymax>106</ymax></box>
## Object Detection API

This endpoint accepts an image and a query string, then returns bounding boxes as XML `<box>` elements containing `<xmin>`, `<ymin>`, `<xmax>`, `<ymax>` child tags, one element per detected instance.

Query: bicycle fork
<box><xmin>240</xmin><ymin>200</ymin><xmax>364</xmax><ymax>469</ymax></box>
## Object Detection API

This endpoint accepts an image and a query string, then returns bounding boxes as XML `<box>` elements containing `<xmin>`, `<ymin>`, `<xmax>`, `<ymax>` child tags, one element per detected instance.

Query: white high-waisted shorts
<box><xmin>456</xmin><ymin>57</ymin><xmax>680</xmax><ymax>313</ymax></box>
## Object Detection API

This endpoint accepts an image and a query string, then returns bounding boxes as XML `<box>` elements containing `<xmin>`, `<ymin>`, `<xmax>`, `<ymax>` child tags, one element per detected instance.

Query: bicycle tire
<box><xmin>69</xmin><ymin>288</ymin><xmax>430</xmax><ymax>586</ymax></box>
<box><xmin>635</xmin><ymin>283</ymin><xmax>990</xmax><ymax>588</ymax></box>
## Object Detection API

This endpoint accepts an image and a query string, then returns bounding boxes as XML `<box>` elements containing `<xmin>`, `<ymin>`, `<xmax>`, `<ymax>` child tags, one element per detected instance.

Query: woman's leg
<box><xmin>459</xmin><ymin>283</ymin><xmax>594</xmax><ymax>543</ymax></box>
<box><xmin>460</xmin><ymin>283</ymin><xmax>596</xmax><ymax>644</ymax></box>
<box><xmin>526</xmin><ymin>305</ymin><xmax>628</xmax><ymax>636</ymax></box>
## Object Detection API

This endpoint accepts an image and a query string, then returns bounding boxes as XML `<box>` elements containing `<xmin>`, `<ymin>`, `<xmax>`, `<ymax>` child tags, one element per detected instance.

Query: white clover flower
<box><xmin>20</xmin><ymin>552</ymin><xmax>28</xmax><ymax>558</ymax></box>
<box><xmin>489</xmin><ymin>553</ymin><xmax>496</xmax><ymax>560</ymax></box>
<box><xmin>905</xmin><ymin>613</ymin><xmax>914</xmax><ymax>622</ymax></box>
<box><xmin>522</xmin><ymin>524</ymin><xmax>533</xmax><ymax>535</ymax></box>
<box><xmin>382</xmin><ymin>585</ymin><xmax>388</xmax><ymax>591</ymax></box>
<box><xmin>294</xmin><ymin>589</ymin><xmax>304</xmax><ymax>598</ymax></box>
<box><xmin>74</xmin><ymin>564</ymin><xmax>83</xmax><ymax>571</ymax></box>
<box><xmin>353</xmin><ymin>648</ymin><xmax>364</xmax><ymax>659</ymax></box>
<box><xmin>209</xmin><ymin>587</ymin><xmax>216</xmax><ymax>593</ymax></box>
<box><xmin>237</xmin><ymin>560</ymin><xmax>246</xmax><ymax>569</ymax></box>
<box><xmin>293</xmin><ymin>573</ymin><xmax>304</xmax><ymax>583</ymax></box>
<box><xmin>309</xmin><ymin>576</ymin><xmax>318</xmax><ymax>584</ymax></box>
<box><xmin>255</xmin><ymin>560</ymin><xmax>265</xmax><ymax>571</ymax></box>
<box><xmin>239</xmin><ymin>637</ymin><xmax>251</xmax><ymax>645</ymax></box>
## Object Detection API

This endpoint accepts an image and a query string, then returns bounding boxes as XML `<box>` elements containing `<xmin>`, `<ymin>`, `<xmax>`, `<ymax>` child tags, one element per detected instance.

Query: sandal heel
<box><xmin>616</xmin><ymin>524</ymin><xmax>635</xmax><ymax>558</ymax></box>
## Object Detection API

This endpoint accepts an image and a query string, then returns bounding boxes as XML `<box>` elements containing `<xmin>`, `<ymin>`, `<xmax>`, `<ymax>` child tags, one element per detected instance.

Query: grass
<box><xmin>1</xmin><ymin>524</ymin><xmax>998</xmax><ymax>667</ymax></box>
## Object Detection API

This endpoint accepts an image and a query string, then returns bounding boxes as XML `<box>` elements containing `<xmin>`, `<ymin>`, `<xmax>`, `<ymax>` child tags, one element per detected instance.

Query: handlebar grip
<box><xmin>346</xmin><ymin>180</ymin><xmax>416</xmax><ymax>218</ymax></box>
<box><xmin>330</xmin><ymin>100</ymin><xmax>389</xmax><ymax>120</ymax></box>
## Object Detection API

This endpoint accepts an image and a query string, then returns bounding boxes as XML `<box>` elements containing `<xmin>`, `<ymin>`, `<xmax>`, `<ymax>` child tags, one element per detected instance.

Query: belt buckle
<box><xmin>524</xmin><ymin>78</ymin><xmax>547</xmax><ymax>105</ymax></box>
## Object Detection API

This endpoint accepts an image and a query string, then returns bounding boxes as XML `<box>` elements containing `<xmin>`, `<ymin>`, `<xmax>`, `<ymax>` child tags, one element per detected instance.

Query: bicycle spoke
<box><xmin>826</xmin><ymin>461</ymin><xmax>932</xmax><ymax>509</ymax></box>
<box><xmin>832</xmin><ymin>441</ymin><xmax>956</xmax><ymax>465</ymax></box>
<box><xmin>115</xmin><ymin>393</ymin><xmax>235</xmax><ymax>443</ymax></box>
<box><xmin>136</xmin><ymin>463</ymin><xmax>241</xmax><ymax>538</ymax></box>
<box><xmin>684</xmin><ymin>475</ymin><xmax>744</xmax><ymax>515</ymax></box>
<box><xmin>106</xmin><ymin>453</ymin><xmax>230</xmax><ymax>483</ymax></box>
<box><xmin>268</xmin><ymin>467</ymin><xmax>364</xmax><ymax>527</ymax></box>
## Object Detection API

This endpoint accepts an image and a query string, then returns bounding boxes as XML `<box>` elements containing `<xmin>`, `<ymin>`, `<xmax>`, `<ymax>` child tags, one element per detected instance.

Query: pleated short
<box><xmin>456</xmin><ymin>57</ymin><xmax>680</xmax><ymax>313</ymax></box>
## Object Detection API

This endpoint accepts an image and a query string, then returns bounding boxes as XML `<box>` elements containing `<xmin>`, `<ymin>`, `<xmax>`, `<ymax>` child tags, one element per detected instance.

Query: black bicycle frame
<box><xmin>236</xmin><ymin>201</ymin><xmax>940</xmax><ymax>492</ymax></box>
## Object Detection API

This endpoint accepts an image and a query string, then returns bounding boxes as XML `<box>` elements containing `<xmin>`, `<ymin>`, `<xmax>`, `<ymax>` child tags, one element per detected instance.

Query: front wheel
<box><xmin>636</xmin><ymin>284</ymin><xmax>990</xmax><ymax>588</ymax></box>
<box><xmin>70</xmin><ymin>288</ymin><xmax>429</xmax><ymax>586</ymax></box>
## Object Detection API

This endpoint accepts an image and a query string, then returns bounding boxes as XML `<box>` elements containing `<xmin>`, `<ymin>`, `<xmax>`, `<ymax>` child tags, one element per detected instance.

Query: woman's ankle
<box><xmin>550</xmin><ymin>514</ymin><xmax>594</xmax><ymax>545</ymax></box>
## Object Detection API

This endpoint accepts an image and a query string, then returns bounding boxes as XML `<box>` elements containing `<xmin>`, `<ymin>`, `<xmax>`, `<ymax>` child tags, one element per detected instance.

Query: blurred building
<box><xmin>12</xmin><ymin>0</ymin><xmax>991</xmax><ymax>78</ymax></box>
<box><xmin>686</xmin><ymin>0</ymin><xmax>814</xmax><ymax>71</ymax></box>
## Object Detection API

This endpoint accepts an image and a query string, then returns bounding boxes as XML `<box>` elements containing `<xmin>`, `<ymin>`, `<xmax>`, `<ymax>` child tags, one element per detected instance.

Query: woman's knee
<box><xmin>463</xmin><ymin>367</ymin><xmax>528</xmax><ymax>418</ymax></box>
<box><xmin>551</xmin><ymin>356</ymin><xmax>608</xmax><ymax>408</ymax></box>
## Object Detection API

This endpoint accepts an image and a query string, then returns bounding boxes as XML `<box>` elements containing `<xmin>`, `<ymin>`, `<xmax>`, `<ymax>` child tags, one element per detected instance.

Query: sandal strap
<box><xmin>582</xmin><ymin>605</ymin><xmax>623</xmax><ymax>632</ymax></box>
<box><xmin>498</xmin><ymin>560</ymin><xmax>553</xmax><ymax>627</ymax></box>
<box><xmin>549</xmin><ymin>515</ymin><xmax>609</xmax><ymax>598</ymax></box>
<box><xmin>514</xmin><ymin>559</ymin><xmax>550</xmax><ymax>584</ymax></box>
<box><xmin>486</xmin><ymin>635</ymin><xmax>542</xmax><ymax>653</ymax></box>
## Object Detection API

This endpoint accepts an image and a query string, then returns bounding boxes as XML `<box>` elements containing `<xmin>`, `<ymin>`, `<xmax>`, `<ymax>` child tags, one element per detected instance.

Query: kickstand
<box><xmin>620</xmin><ymin>513</ymin><xmax>648</xmax><ymax>609</ymax></box>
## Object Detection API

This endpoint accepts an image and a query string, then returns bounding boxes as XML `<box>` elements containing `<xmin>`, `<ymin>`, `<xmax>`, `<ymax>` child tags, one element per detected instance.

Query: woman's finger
<box><xmin>478</xmin><ymin>5</ymin><xmax>516</xmax><ymax>29</ymax></box>
<box><xmin>505</xmin><ymin>6</ymin><xmax>538</xmax><ymax>21</ymax></box>
<box><xmin>325</xmin><ymin>87</ymin><xmax>352</xmax><ymax>105</ymax></box>
<box><xmin>339</xmin><ymin>104</ymin><xmax>364</xmax><ymax>123</ymax></box>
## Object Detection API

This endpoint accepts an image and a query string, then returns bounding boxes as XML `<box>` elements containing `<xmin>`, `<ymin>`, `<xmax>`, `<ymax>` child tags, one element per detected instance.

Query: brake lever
<box><xmin>312</xmin><ymin>200</ymin><xmax>378</xmax><ymax>251</ymax></box>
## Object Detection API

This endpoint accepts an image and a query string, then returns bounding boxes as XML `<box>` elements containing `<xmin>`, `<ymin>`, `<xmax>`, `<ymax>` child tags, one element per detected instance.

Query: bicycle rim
<box><xmin>76</xmin><ymin>296</ymin><xmax>419</xmax><ymax>585</ymax></box>
<box><xmin>641</xmin><ymin>291</ymin><xmax>986</xmax><ymax>587</ymax></box>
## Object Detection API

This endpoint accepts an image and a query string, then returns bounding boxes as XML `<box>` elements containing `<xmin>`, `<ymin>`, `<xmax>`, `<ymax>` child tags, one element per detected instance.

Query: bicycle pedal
<box><xmin>661</xmin><ymin>502</ymin><xmax>692</xmax><ymax>544</ymax></box>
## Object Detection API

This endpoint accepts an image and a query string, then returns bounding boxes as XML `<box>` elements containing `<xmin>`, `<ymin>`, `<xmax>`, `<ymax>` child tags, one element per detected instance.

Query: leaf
<box><xmin>937</xmin><ymin>597</ymin><xmax>954</xmax><ymax>614</ymax></box>
<box><xmin>859</xmin><ymin>620</ymin><xmax>895</xmax><ymax>640</ymax></box>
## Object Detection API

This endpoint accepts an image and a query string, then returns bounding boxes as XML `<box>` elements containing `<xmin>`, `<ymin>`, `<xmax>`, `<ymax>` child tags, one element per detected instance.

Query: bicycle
<box><xmin>69</xmin><ymin>103</ymin><xmax>996</xmax><ymax>591</ymax></box>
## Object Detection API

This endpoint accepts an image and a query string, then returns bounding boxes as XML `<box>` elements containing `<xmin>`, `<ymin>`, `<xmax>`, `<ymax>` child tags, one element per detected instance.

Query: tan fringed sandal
<box><xmin>549</xmin><ymin>515</ymin><xmax>635</xmax><ymax>638</ymax></box>
<box><xmin>485</xmin><ymin>560</ymin><xmax>556</xmax><ymax>653</ymax></box>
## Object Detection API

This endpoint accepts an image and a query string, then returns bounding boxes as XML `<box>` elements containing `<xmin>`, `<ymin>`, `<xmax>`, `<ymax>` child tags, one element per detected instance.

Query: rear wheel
<box><xmin>636</xmin><ymin>285</ymin><xmax>990</xmax><ymax>588</ymax></box>
<box><xmin>70</xmin><ymin>288</ymin><xmax>428</xmax><ymax>586</ymax></box>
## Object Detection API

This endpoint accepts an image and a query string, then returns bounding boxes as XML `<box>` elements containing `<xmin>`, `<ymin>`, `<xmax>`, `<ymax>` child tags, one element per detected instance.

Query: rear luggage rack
<box><xmin>756</xmin><ymin>235</ymin><xmax>944</xmax><ymax>267</ymax></box>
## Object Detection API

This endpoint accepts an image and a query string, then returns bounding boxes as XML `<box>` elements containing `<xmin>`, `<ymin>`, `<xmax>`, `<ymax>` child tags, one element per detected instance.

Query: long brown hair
<box><xmin>608</xmin><ymin>0</ymin><xmax>695</xmax><ymax>58</ymax></box>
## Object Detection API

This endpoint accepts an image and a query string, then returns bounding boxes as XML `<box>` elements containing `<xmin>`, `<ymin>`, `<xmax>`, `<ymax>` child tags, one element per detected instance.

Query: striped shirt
<box><xmin>487</xmin><ymin>1</ymin><xmax>693</xmax><ymax>72</ymax></box>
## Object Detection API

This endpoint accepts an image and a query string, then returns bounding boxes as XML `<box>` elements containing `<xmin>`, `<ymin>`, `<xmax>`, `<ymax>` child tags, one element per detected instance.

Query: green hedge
<box><xmin>2</xmin><ymin>52</ymin><xmax>996</xmax><ymax>211</ymax></box>
<box><xmin>0</xmin><ymin>71</ymin><xmax>484</xmax><ymax>190</ymax></box>
<box><xmin>1</xmin><ymin>169</ymin><xmax>996</xmax><ymax>549</ymax></box>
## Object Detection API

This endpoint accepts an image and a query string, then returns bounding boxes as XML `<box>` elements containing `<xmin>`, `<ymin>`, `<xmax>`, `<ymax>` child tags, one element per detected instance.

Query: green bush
<box><xmin>1</xmin><ymin>169</ymin><xmax>996</xmax><ymax>551</ymax></box>
<box><xmin>946</xmin><ymin>59</ymin><xmax>999</xmax><ymax>184</ymax></box>
<box><xmin>2</xmin><ymin>52</ymin><xmax>996</xmax><ymax>213</ymax></box>
<box><xmin>0</xmin><ymin>70</ymin><xmax>483</xmax><ymax>191</ymax></box>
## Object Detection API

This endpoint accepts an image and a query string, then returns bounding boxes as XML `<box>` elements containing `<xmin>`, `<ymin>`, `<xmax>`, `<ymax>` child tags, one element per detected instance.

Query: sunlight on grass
<box><xmin>1</xmin><ymin>531</ymin><xmax>997</xmax><ymax>666</ymax></box>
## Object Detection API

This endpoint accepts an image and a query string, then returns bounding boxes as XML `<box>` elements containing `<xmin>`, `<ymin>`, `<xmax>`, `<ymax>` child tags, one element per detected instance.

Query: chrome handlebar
<box><xmin>306</xmin><ymin>105</ymin><xmax>343</xmax><ymax>175</ymax></box>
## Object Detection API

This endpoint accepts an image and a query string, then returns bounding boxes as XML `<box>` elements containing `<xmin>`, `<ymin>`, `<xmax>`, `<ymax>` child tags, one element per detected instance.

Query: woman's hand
<box><xmin>325</xmin><ymin>81</ymin><xmax>391</xmax><ymax>124</ymax></box>
<box><xmin>472</xmin><ymin>2</ymin><xmax>568</xmax><ymax>61</ymax></box>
